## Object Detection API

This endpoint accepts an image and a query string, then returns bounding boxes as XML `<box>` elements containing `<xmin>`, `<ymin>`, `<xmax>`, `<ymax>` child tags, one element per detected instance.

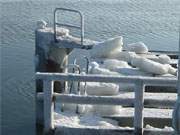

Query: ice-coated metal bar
<box><xmin>43</xmin><ymin>80</ymin><xmax>54</xmax><ymax>134</ymax></box>
<box><xmin>178</xmin><ymin>22</ymin><xmax>180</xmax><ymax>97</ymax></box>
<box><xmin>36</xmin><ymin>72</ymin><xmax>177</xmax><ymax>86</ymax></box>
<box><xmin>134</xmin><ymin>81</ymin><xmax>145</xmax><ymax>135</ymax></box>
<box><xmin>53</xmin><ymin>8</ymin><xmax>84</xmax><ymax>45</ymax></box>
<box><xmin>56</xmin><ymin>23</ymin><xmax>81</xmax><ymax>29</ymax></box>
<box><xmin>38</xmin><ymin>93</ymin><xmax>134</xmax><ymax>105</ymax></box>
<box><xmin>173</xmin><ymin>22</ymin><xmax>180</xmax><ymax>134</ymax></box>
<box><xmin>37</xmin><ymin>92</ymin><xmax>176</xmax><ymax>108</ymax></box>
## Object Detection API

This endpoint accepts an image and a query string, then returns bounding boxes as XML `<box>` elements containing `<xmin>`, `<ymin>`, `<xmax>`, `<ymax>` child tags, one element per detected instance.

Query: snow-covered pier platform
<box><xmin>35</xmin><ymin>8</ymin><xmax>180</xmax><ymax>135</ymax></box>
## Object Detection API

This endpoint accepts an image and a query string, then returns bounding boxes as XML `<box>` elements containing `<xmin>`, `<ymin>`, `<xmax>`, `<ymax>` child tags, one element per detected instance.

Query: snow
<box><xmin>131</xmin><ymin>56</ymin><xmax>169</xmax><ymax>75</ymax></box>
<box><xmin>108</xmin><ymin>51</ymin><xmax>137</xmax><ymax>63</ymax></box>
<box><xmin>158</xmin><ymin>54</ymin><xmax>171</xmax><ymax>64</ymax></box>
<box><xmin>100</xmin><ymin>59</ymin><xmax>132</xmax><ymax>70</ymax></box>
<box><xmin>54</xmin><ymin>111</ymin><xmax>119</xmax><ymax>128</ymax></box>
<box><xmin>90</xmin><ymin>36</ymin><xmax>123</xmax><ymax>58</ymax></box>
<box><xmin>37</xmin><ymin>20</ymin><xmax>47</xmax><ymax>29</ymax></box>
<box><xmin>166</xmin><ymin>64</ymin><xmax>177</xmax><ymax>76</ymax></box>
<box><xmin>114</xmin><ymin>67</ymin><xmax>152</xmax><ymax>76</ymax></box>
<box><xmin>47</xmin><ymin>34</ymin><xmax>177</xmax><ymax>132</ymax></box>
<box><xmin>53</xmin><ymin>108</ymin><xmax>174</xmax><ymax>131</ymax></box>
<box><xmin>80</xmin><ymin>82</ymin><xmax>119</xmax><ymax>96</ymax></box>
<box><xmin>126</xmin><ymin>42</ymin><xmax>148</xmax><ymax>54</ymax></box>
<box><xmin>145</xmin><ymin>124</ymin><xmax>173</xmax><ymax>131</ymax></box>
<box><xmin>89</xmin><ymin>65</ymin><xmax>120</xmax><ymax>75</ymax></box>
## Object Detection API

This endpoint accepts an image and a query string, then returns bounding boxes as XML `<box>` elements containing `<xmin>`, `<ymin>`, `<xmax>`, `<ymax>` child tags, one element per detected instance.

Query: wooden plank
<box><xmin>134</xmin><ymin>81</ymin><xmax>145</xmax><ymax>135</ymax></box>
<box><xmin>43</xmin><ymin>80</ymin><xmax>54</xmax><ymax>134</ymax></box>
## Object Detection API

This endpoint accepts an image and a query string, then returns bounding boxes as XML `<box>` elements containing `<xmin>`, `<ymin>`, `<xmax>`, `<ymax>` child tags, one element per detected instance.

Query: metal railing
<box><xmin>36</xmin><ymin>72</ymin><xmax>177</xmax><ymax>134</ymax></box>
<box><xmin>53</xmin><ymin>8</ymin><xmax>84</xmax><ymax>45</ymax></box>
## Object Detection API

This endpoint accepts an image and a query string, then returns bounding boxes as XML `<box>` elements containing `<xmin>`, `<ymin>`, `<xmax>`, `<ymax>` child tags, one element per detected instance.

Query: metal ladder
<box><xmin>53</xmin><ymin>8</ymin><xmax>84</xmax><ymax>45</ymax></box>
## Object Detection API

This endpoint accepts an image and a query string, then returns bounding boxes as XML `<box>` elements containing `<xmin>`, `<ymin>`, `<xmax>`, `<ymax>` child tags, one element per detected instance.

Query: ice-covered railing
<box><xmin>172</xmin><ymin>24</ymin><xmax>180</xmax><ymax>134</ymax></box>
<box><xmin>36</xmin><ymin>72</ymin><xmax>177</xmax><ymax>134</ymax></box>
<box><xmin>54</xmin><ymin>8</ymin><xmax>84</xmax><ymax>44</ymax></box>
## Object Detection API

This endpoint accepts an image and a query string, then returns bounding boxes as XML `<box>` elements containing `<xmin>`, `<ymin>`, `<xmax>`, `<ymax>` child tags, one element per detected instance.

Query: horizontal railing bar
<box><xmin>37</xmin><ymin>93</ymin><xmax>133</xmax><ymax>105</ymax></box>
<box><xmin>36</xmin><ymin>72</ymin><xmax>177</xmax><ymax>86</ymax></box>
<box><xmin>56</xmin><ymin>23</ymin><xmax>81</xmax><ymax>29</ymax></box>
<box><xmin>37</xmin><ymin>92</ymin><xmax>175</xmax><ymax>108</ymax></box>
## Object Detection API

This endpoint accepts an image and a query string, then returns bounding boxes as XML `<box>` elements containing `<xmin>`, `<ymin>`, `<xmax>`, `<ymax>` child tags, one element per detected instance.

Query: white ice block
<box><xmin>126</xmin><ymin>42</ymin><xmax>148</xmax><ymax>54</ymax></box>
<box><xmin>131</xmin><ymin>56</ymin><xmax>169</xmax><ymax>75</ymax></box>
<box><xmin>90</xmin><ymin>36</ymin><xmax>123</xmax><ymax>58</ymax></box>
<box><xmin>81</xmin><ymin>82</ymin><xmax>119</xmax><ymax>96</ymax></box>
<box><xmin>101</xmin><ymin>59</ymin><xmax>131</xmax><ymax>71</ymax></box>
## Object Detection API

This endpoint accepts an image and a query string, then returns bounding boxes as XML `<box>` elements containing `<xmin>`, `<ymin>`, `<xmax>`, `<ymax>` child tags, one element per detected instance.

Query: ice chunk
<box><xmin>126</xmin><ymin>42</ymin><xmax>148</xmax><ymax>54</ymax></box>
<box><xmin>115</xmin><ymin>67</ymin><xmax>152</xmax><ymax>76</ymax></box>
<box><xmin>156</xmin><ymin>73</ymin><xmax>176</xmax><ymax>78</ymax></box>
<box><xmin>101</xmin><ymin>59</ymin><xmax>132</xmax><ymax>70</ymax></box>
<box><xmin>109</xmin><ymin>51</ymin><xmax>137</xmax><ymax>63</ymax></box>
<box><xmin>164</xmin><ymin>64</ymin><xmax>177</xmax><ymax>76</ymax></box>
<box><xmin>37</xmin><ymin>20</ymin><xmax>47</xmax><ymax>29</ymax></box>
<box><xmin>90</xmin><ymin>66</ymin><xmax>120</xmax><ymax>75</ymax></box>
<box><xmin>81</xmin><ymin>82</ymin><xmax>119</xmax><ymax>96</ymax></box>
<box><xmin>89</xmin><ymin>61</ymin><xmax>99</xmax><ymax>68</ymax></box>
<box><xmin>56</xmin><ymin>27</ymin><xmax>69</xmax><ymax>37</ymax></box>
<box><xmin>131</xmin><ymin>56</ymin><xmax>169</xmax><ymax>75</ymax></box>
<box><xmin>158</xmin><ymin>54</ymin><xmax>171</xmax><ymax>64</ymax></box>
<box><xmin>90</xmin><ymin>36</ymin><xmax>123</xmax><ymax>58</ymax></box>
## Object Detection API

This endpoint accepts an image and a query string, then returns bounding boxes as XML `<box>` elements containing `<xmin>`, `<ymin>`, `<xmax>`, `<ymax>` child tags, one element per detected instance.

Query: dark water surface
<box><xmin>1</xmin><ymin>0</ymin><xmax>180</xmax><ymax>135</ymax></box>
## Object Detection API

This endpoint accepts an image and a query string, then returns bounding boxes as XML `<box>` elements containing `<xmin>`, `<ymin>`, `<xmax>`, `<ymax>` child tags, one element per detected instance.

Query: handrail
<box><xmin>36</xmin><ymin>72</ymin><xmax>177</xmax><ymax>134</ymax></box>
<box><xmin>53</xmin><ymin>8</ymin><xmax>84</xmax><ymax>45</ymax></box>
<box><xmin>36</xmin><ymin>72</ymin><xmax>177</xmax><ymax>86</ymax></box>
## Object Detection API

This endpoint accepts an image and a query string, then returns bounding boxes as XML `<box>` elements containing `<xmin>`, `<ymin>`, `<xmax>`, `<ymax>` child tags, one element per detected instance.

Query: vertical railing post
<box><xmin>173</xmin><ymin>22</ymin><xmax>180</xmax><ymax>134</ymax></box>
<box><xmin>43</xmin><ymin>80</ymin><xmax>54</xmax><ymax>134</ymax></box>
<box><xmin>134</xmin><ymin>81</ymin><xmax>145</xmax><ymax>135</ymax></box>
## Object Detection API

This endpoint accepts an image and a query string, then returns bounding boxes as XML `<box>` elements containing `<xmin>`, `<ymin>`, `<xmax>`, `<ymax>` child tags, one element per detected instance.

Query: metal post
<box><xmin>173</xmin><ymin>22</ymin><xmax>180</xmax><ymax>134</ymax></box>
<box><xmin>134</xmin><ymin>81</ymin><xmax>145</xmax><ymax>135</ymax></box>
<box><xmin>43</xmin><ymin>80</ymin><xmax>54</xmax><ymax>134</ymax></box>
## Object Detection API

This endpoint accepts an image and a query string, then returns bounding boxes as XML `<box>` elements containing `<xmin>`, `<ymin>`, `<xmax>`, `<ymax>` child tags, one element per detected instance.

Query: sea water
<box><xmin>1</xmin><ymin>0</ymin><xmax>180</xmax><ymax>135</ymax></box>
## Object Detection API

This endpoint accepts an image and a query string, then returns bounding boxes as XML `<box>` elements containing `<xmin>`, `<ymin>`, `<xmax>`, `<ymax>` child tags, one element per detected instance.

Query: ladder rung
<box><xmin>56</xmin><ymin>23</ymin><xmax>81</xmax><ymax>29</ymax></box>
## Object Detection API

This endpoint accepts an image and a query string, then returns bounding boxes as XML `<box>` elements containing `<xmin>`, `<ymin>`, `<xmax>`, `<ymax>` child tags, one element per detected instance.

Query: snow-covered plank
<box><xmin>104</xmin><ymin>116</ymin><xmax>171</xmax><ymax>128</ymax></box>
<box><xmin>54</xmin><ymin>126</ymin><xmax>174</xmax><ymax>135</ymax></box>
